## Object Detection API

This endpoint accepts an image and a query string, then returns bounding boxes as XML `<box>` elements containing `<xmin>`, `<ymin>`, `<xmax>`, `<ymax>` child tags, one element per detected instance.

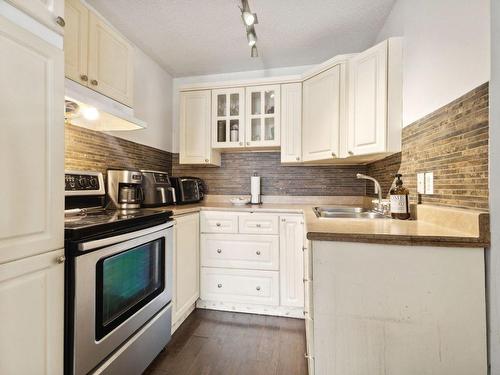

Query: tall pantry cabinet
<box><xmin>0</xmin><ymin>2</ymin><xmax>65</xmax><ymax>374</ymax></box>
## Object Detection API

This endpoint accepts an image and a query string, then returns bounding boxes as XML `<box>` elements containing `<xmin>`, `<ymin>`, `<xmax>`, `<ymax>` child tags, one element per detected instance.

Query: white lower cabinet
<box><xmin>198</xmin><ymin>211</ymin><xmax>305</xmax><ymax>318</ymax></box>
<box><xmin>172</xmin><ymin>213</ymin><xmax>200</xmax><ymax>332</ymax></box>
<box><xmin>0</xmin><ymin>249</ymin><xmax>64</xmax><ymax>375</ymax></box>
<box><xmin>200</xmin><ymin>267</ymin><xmax>279</xmax><ymax>306</ymax></box>
<box><xmin>279</xmin><ymin>216</ymin><xmax>305</xmax><ymax>307</ymax></box>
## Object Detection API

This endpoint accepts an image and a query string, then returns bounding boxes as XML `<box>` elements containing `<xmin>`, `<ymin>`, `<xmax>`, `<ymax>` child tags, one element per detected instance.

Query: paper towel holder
<box><xmin>250</xmin><ymin>172</ymin><xmax>262</xmax><ymax>205</ymax></box>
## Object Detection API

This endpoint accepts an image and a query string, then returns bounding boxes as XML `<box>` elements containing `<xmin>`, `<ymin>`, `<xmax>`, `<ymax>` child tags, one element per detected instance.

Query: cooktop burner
<box><xmin>64</xmin><ymin>208</ymin><xmax>173</xmax><ymax>241</ymax></box>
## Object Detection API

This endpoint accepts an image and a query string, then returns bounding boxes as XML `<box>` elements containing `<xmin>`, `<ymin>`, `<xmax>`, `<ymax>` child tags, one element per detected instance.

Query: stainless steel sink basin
<box><xmin>313</xmin><ymin>206</ymin><xmax>388</xmax><ymax>219</ymax></box>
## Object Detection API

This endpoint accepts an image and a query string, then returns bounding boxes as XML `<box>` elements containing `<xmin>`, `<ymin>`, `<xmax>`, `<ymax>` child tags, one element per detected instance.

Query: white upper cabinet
<box><xmin>64</xmin><ymin>0</ymin><xmax>134</xmax><ymax>107</ymax></box>
<box><xmin>245</xmin><ymin>85</ymin><xmax>281</xmax><ymax>148</ymax></box>
<box><xmin>280</xmin><ymin>83</ymin><xmax>303</xmax><ymax>163</ymax></box>
<box><xmin>348</xmin><ymin>38</ymin><xmax>402</xmax><ymax>157</ymax></box>
<box><xmin>212</xmin><ymin>88</ymin><xmax>245</xmax><ymax>148</ymax></box>
<box><xmin>64</xmin><ymin>0</ymin><xmax>88</xmax><ymax>84</ymax></box>
<box><xmin>180</xmin><ymin>90</ymin><xmax>221</xmax><ymax>166</ymax></box>
<box><xmin>87</xmin><ymin>12</ymin><xmax>133</xmax><ymax>106</ymax></box>
<box><xmin>7</xmin><ymin>0</ymin><xmax>65</xmax><ymax>34</ymax></box>
<box><xmin>0</xmin><ymin>13</ymin><xmax>64</xmax><ymax>264</ymax></box>
<box><xmin>302</xmin><ymin>65</ymin><xmax>345</xmax><ymax>162</ymax></box>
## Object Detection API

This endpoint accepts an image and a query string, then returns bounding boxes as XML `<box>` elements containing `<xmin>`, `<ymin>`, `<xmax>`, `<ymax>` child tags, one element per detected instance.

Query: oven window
<box><xmin>95</xmin><ymin>238</ymin><xmax>165</xmax><ymax>340</ymax></box>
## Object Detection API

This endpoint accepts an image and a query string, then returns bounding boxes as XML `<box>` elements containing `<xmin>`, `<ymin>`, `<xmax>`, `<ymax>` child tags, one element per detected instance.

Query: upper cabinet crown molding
<box><xmin>64</xmin><ymin>0</ymin><xmax>134</xmax><ymax>107</ymax></box>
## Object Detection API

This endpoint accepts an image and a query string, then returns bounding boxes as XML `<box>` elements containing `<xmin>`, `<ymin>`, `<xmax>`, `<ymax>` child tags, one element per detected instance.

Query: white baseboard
<box><xmin>171</xmin><ymin>303</ymin><xmax>196</xmax><ymax>334</ymax></box>
<box><xmin>196</xmin><ymin>299</ymin><xmax>304</xmax><ymax>319</ymax></box>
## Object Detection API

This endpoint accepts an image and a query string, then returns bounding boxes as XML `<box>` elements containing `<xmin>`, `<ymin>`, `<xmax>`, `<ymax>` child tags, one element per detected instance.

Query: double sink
<box><xmin>313</xmin><ymin>206</ymin><xmax>388</xmax><ymax>219</ymax></box>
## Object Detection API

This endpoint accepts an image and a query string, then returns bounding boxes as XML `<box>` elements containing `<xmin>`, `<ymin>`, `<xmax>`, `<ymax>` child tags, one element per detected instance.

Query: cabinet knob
<box><xmin>216</xmin><ymin>222</ymin><xmax>221</xmax><ymax>227</ymax></box>
<box><xmin>256</xmin><ymin>250</ymin><xmax>261</xmax><ymax>255</ymax></box>
<box><xmin>80</xmin><ymin>74</ymin><xmax>88</xmax><ymax>82</ymax></box>
<box><xmin>90</xmin><ymin>79</ymin><xmax>98</xmax><ymax>86</ymax></box>
<box><xmin>217</xmin><ymin>283</ymin><xmax>222</xmax><ymax>288</ymax></box>
<box><xmin>246</xmin><ymin>142</ymin><xmax>250</xmax><ymax>146</ymax></box>
<box><xmin>281</xmin><ymin>218</ymin><xmax>286</xmax><ymax>222</ymax></box>
<box><xmin>331</xmin><ymin>152</ymin><xmax>337</xmax><ymax>158</ymax></box>
<box><xmin>205</xmin><ymin>159</ymin><xmax>209</xmax><ymax>163</ymax></box>
<box><xmin>217</xmin><ymin>248</ymin><xmax>222</xmax><ymax>254</ymax></box>
<box><xmin>256</xmin><ymin>286</ymin><xmax>261</xmax><ymax>291</ymax></box>
<box><xmin>55</xmin><ymin>16</ymin><xmax>65</xmax><ymax>27</ymax></box>
<box><xmin>56</xmin><ymin>255</ymin><xmax>66</xmax><ymax>264</ymax></box>
<box><xmin>256</xmin><ymin>223</ymin><xmax>261</xmax><ymax>228</ymax></box>
<box><xmin>348</xmin><ymin>151</ymin><xmax>354</xmax><ymax>156</ymax></box>
<box><xmin>296</xmin><ymin>157</ymin><xmax>300</xmax><ymax>161</ymax></box>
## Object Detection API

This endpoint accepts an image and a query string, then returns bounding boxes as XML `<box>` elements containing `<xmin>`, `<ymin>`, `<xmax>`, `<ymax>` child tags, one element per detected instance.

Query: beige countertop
<box><xmin>159</xmin><ymin>196</ymin><xmax>489</xmax><ymax>248</ymax></box>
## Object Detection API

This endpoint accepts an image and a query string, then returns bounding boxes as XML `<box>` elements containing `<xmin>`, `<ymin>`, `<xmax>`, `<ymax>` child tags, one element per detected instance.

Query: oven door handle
<box><xmin>78</xmin><ymin>221</ymin><xmax>174</xmax><ymax>252</ymax></box>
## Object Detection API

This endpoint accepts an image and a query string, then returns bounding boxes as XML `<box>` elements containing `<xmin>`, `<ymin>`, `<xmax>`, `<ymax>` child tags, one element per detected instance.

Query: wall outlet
<box><xmin>417</xmin><ymin>173</ymin><xmax>425</xmax><ymax>194</ymax></box>
<box><xmin>425</xmin><ymin>172</ymin><xmax>434</xmax><ymax>194</ymax></box>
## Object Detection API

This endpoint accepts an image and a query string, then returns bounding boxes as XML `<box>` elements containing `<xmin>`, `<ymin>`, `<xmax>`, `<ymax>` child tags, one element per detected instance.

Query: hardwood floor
<box><xmin>145</xmin><ymin>309</ymin><xmax>308</xmax><ymax>375</ymax></box>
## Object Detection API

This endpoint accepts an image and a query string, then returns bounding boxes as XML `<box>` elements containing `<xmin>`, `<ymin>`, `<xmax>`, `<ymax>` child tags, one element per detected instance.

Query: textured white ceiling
<box><xmin>86</xmin><ymin>0</ymin><xmax>396</xmax><ymax>77</ymax></box>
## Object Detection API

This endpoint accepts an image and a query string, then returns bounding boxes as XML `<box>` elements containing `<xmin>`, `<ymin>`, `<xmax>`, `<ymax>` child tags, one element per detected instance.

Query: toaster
<box><xmin>169</xmin><ymin>176</ymin><xmax>205</xmax><ymax>204</ymax></box>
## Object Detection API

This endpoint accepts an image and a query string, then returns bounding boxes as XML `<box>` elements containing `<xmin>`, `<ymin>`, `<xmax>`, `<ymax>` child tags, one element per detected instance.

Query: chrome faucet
<box><xmin>356</xmin><ymin>173</ymin><xmax>384</xmax><ymax>213</ymax></box>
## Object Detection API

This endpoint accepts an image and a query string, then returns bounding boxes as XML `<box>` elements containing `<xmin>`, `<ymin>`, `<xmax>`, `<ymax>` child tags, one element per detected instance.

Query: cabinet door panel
<box><xmin>212</xmin><ymin>88</ymin><xmax>245</xmax><ymax>148</ymax></box>
<box><xmin>302</xmin><ymin>66</ymin><xmax>341</xmax><ymax>161</ymax></box>
<box><xmin>88</xmin><ymin>12</ymin><xmax>133</xmax><ymax>106</ymax></box>
<box><xmin>0</xmin><ymin>249</ymin><xmax>64</xmax><ymax>375</ymax></box>
<box><xmin>173</xmin><ymin>214</ymin><xmax>200</xmax><ymax>326</ymax></box>
<box><xmin>179</xmin><ymin>90</ymin><xmax>220</xmax><ymax>165</ymax></box>
<box><xmin>279</xmin><ymin>216</ymin><xmax>304</xmax><ymax>307</ymax></box>
<box><xmin>7</xmin><ymin>0</ymin><xmax>64</xmax><ymax>34</ymax></box>
<box><xmin>0</xmin><ymin>15</ymin><xmax>64</xmax><ymax>263</ymax></box>
<box><xmin>348</xmin><ymin>40</ymin><xmax>388</xmax><ymax>155</ymax></box>
<box><xmin>64</xmin><ymin>0</ymin><xmax>88</xmax><ymax>84</ymax></box>
<box><xmin>281</xmin><ymin>83</ymin><xmax>302</xmax><ymax>163</ymax></box>
<box><xmin>245</xmin><ymin>85</ymin><xmax>280</xmax><ymax>147</ymax></box>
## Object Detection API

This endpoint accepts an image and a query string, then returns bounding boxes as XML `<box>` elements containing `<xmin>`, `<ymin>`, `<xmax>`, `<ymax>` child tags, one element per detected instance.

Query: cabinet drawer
<box><xmin>201</xmin><ymin>234</ymin><xmax>279</xmax><ymax>270</ymax></box>
<box><xmin>200</xmin><ymin>211</ymin><xmax>239</xmax><ymax>233</ymax></box>
<box><xmin>238</xmin><ymin>214</ymin><xmax>279</xmax><ymax>234</ymax></box>
<box><xmin>200</xmin><ymin>268</ymin><xmax>279</xmax><ymax>306</ymax></box>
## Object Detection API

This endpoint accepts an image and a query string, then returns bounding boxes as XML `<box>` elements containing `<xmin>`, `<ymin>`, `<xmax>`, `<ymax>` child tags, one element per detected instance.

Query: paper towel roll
<box><xmin>251</xmin><ymin>175</ymin><xmax>261</xmax><ymax>203</ymax></box>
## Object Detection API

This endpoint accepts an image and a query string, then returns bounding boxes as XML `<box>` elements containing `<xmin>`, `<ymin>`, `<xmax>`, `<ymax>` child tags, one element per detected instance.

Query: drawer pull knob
<box><xmin>80</xmin><ymin>74</ymin><xmax>88</xmax><ymax>82</ymax></box>
<box><xmin>256</xmin><ymin>250</ymin><xmax>261</xmax><ymax>255</ymax></box>
<box><xmin>217</xmin><ymin>248</ymin><xmax>222</xmax><ymax>254</ymax></box>
<box><xmin>55</xmin><ymin>16</ymin><xmax>65</xmax><ymax>27</ymax></box>
<box><xmin>217</xmin><ymin>284</ymin><xmax>222</xmax><ymax>288</ymax></box>
<box><xmin>256</xmin><ymin>223</ymin><xmax>261</xmax><ymax>228</ymax></box>
<box><xmin>216</xmin><ymin>222</ymin><xmax>221</xmax><ymax>227</ymax></box>
<box><xmin>256</xmin><ymin>286</ymin><xmax>261</xmax><ymax>291</ymax></box>
<box><xmin>56</xmin><ymin>255</ymin><xmax>65</xmax><ymax>264</ymax></box>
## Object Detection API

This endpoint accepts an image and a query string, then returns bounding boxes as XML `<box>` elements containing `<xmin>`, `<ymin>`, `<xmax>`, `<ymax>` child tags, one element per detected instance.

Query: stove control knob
<box><xmin>89</xmin><ymin>177</ymin><xmax>98</xmax><ymax>188</ymax></box>
<box><xmin>78</xmin><ymin>177</ymin><xmax>88</xmax><ymax>188</ymax></box>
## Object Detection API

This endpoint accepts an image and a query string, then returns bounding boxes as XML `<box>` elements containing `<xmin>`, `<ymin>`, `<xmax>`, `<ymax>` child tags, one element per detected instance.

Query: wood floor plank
<box><xmin>145</xmin><ymin>309</ymin><xmax>307</xmax><ymax>375</ymax></box>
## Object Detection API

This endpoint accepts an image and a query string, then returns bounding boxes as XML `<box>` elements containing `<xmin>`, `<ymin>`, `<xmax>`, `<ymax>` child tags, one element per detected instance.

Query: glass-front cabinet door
<box><xmin>212</xmin><ymin>88</ymin><xmax>245</xmax><ymax>148</ymax></box>
<box><xmin>245</xmin><ymin>85</ymin><xmax>281</xmax><ymax>147</ymax></box>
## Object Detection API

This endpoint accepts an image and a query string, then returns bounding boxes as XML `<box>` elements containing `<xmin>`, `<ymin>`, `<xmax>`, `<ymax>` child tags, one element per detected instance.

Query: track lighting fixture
<box><xmin>239</xmin><ymin>0</ymin><xmax>259</xmax><ymax>57</ymax></box>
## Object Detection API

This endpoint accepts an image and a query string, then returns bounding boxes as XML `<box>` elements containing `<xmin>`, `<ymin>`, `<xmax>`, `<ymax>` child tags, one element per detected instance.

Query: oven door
<box><xmin>73</xmin><ymin>222</ymin><xmax>173</xmax><ymax>375</ymax></box>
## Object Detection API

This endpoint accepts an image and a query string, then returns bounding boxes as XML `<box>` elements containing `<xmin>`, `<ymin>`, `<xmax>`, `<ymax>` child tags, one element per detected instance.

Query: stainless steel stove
<box><xmin>64</xmin><ymin>171</ymin><xmax>174</xmax><ymax>375</ymax></box>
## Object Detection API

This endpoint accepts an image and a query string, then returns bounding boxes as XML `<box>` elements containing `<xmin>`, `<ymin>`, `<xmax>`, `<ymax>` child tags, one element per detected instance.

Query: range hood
<box><xmin>64</xmin><ymin>78</ymin><xmax>147</xmax><ymax>131</ymax></box>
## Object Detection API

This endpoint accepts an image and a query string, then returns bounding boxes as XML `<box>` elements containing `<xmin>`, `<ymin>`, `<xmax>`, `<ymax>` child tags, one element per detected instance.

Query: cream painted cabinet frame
<box><xmin>212</xmin><ymin>88</ymin><xmax>245</xmax><ymax>148</ymax></box>
<box><xmin>64</xmin><ymin>0</ymin><xmax>88</xmax><ymax>84</ymax></box>
<box><xmin>179</xmin><ymin>90</ymin><xmax>221</xmax><ymax>166</ymax></box>
<box><xmin>172</xmin><ymin>213</ymin><xmax>200</xmax><ymax>333</ymax></box>
<box><xmin>280</xmin><ymin>83</ymin><xmax>303</xmax><ymax>163</ymax></box>
<box><xmin>302</xmin><ymin>64</ymin><xmax>346</xmax><ymax>162</ymax></box>
<box><xmin>245</xmin><ymin>85</ymin><xmax>281</xmax><ymax>148</ymax></box>
<box><xmin>0</xmin><ymin>13</ymin><xmax>64</xmax><ymax>264</ymax></box>
<box><xmin>6</xmin><ymin>0</ymin><xmax>65</xmax><ymax>34</ymax></box>
<box><xmin>347</xmin><ymin>38</ymin><xmax>402</xmax><ymax>157</ymax></box>
<box><xmin>87</xmin><ymin>11</ymin><xmax>133</xmax><ymax>106</ymax></box>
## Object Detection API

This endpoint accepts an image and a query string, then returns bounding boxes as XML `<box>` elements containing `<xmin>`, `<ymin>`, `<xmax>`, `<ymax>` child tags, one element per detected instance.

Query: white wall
<box><xmin>171</xmin><ymin>64</ymin><xmax>313</xmax><ymax>153</ymax></box>
<box><xmin>377</xmin><ymin>0</ymin><xmax>490</xmax><ymax>126</ymax></box>
<box><xmin>489</xmin><ymin>0</ymin><xmax>499</xmax><ymax>372</ymax></box>
<box><xmin>107</xmin><ymin>47</ymin><xmax>173</xmax><ymax>152</ymax></box>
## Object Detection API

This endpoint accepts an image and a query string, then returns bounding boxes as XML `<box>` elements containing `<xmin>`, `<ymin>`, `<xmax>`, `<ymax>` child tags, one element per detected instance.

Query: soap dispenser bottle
<box><xmin>390</xmin><ymin>174</ymin><xmax>410</xmax><ymax>220</ymax></box>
